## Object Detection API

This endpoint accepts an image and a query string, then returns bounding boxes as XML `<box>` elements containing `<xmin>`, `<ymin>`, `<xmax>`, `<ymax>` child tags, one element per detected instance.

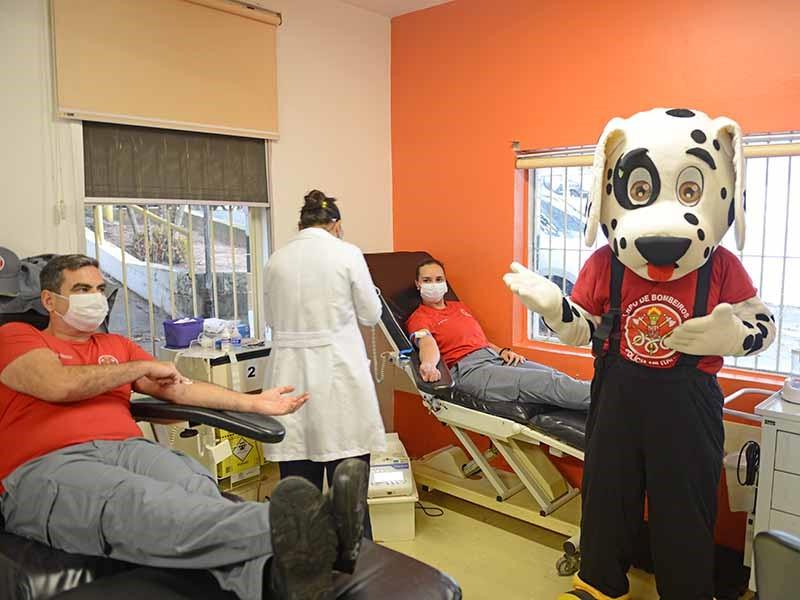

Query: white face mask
<box><xmin>420</xmin><ymin>282</ymin><xmax>447</xmax><ymax>303</ymax></box>
<box><xmin>54</xmin><ymin>292</ymin><xmax>109</xmax><ymax>332</ymax></box>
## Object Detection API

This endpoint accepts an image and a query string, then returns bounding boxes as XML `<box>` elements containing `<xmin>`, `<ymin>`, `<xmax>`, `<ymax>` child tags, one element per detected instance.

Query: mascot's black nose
<box><xmin>634</xmin><ymin>236</ymin><xmax>691</xmax><ymax>265</ymax></box>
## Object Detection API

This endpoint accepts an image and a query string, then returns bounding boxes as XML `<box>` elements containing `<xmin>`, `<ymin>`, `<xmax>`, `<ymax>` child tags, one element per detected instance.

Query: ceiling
<box><xmin>340</xmin><ymin>0</ymin><xmax>452</xmax><ymax>18</ymax></box>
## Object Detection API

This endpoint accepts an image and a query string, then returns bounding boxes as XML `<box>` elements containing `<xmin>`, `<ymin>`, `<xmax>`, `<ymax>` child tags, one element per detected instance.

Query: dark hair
<box><xmin>40</xmin><ymin>254</ymin><xmax>100</xmax><ymax>293</ymax></box>
<box><xmin>299</xmin><ymin>189</ymin><xmax>341</xmax><ymax>229</ymax></box>
<box><xmin>416</xmin><ymin>258</ymin><xmax>446</xmax><ymax>280</ymax></box>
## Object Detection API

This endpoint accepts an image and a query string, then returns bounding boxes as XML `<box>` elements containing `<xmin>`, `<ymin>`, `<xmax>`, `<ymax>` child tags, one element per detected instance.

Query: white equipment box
<box><xmin>367</xmin><ymin>433</ymin><xmax>418</xmax><ymax>542</ymax></box>
<box><xmin>158</xmin><ymin>344</ymin><xmax>270</xmax><ymax>393</ymax></box>
<box><xmin>368</xmin><ymin>432</ymin><xmax>413</xmax><ymax>498</ymax></box>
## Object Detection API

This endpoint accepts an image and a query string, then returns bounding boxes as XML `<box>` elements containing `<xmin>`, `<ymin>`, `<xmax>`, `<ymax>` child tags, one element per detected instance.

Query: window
<box><xmin>523</xmin><ymin>134</ymin><xmax>800</xmax><ymax>374</ymax></box>
<box><xmin>81</xmin><ymin>123</ymin><xmax>271</xmax><ymax>355</ymax></box>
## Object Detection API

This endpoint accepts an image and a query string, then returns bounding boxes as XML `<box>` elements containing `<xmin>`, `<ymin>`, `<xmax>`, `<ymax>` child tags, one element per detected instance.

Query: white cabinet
<box><xmin>158</xmin><ymin>345</ymin><xmax>270</xmax><ymax>393</ymax></box>
<box><xmin>752</xmin><ymin>392</ymin><xmax>800</xmax><ymax>591</ymax></box>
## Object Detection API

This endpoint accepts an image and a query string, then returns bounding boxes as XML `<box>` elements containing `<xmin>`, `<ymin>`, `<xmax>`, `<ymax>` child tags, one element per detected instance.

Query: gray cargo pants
<box><xmin>0</xmin><ymin>438</ymin><xmax>272</xmax><ymax>600</ymax></box>
<box><xmin>451</xmin><ymin>348</ymin><xmax>590</xmax><ymax>411</ymax></box>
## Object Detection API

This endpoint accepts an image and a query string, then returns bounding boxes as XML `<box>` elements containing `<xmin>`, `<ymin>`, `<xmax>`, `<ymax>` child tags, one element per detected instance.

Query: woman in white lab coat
<box><xmin>263</xmin><ymin>190</ymin><xmax>385</xmax><ymax>537</ymax></box>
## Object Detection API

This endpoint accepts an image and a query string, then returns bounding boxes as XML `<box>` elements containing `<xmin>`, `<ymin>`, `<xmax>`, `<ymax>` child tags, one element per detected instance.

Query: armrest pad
<box><xmin>378</xmin><ymin>294</ymin><xmax>414</xmax><ymax>355</ymax></box>
<box><xmin>130</xmin><ymin>396</ymin><xmax>285</xmax><ymax>444</ymax></box>
<box><xmin>409</xmin><ymin>353</ymin><xmax>454</xmax><ymax>398</ymax></box>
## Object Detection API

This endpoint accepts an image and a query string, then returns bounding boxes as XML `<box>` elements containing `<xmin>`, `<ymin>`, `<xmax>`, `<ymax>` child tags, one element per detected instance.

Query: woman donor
<box><xmin>262</xmin><ymin>189</ymin><xmax>386</xmax><ymax>553</ymax></box>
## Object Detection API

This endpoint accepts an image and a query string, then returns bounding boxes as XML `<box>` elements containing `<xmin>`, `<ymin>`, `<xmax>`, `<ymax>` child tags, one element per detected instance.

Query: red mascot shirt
<box><xmin>406</xmin><ymin>301</ymin><xmax>490</xmax><ymax>368</ymax></box>
<box><xmin>570</xmin><ymin>246</ymin><xmax>757</xmax><ymax>374</ymax></box>
<box><xmin>0</xmin><ymin>323</ymin><xmax>152</xmax><ymax>491</ymax></box>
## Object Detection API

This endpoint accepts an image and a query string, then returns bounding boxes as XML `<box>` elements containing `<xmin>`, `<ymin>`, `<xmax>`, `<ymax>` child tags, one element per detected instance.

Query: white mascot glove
<box><xmin>503</xmin><ymin>262</ymin><xmax>564</xmax><ymax>323</ymax></box>
<box><xmin>664</xmin><ymin>303</ymin><xmax>749</xmax><ymax>356</ymax></box>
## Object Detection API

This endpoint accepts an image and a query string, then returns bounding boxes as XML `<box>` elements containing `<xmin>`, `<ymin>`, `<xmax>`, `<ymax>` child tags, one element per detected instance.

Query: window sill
<box><xmin>513</xmin><ymin>339</ymin><xmax>784</xmax><ymax>389</ymax></box>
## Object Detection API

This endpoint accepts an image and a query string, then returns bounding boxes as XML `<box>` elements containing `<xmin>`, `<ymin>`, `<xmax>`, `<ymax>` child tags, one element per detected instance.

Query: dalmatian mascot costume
<box><xmin>505</xmin><ymin>108</ymin><xmax>776</xmax><ymax>600</ymax></box>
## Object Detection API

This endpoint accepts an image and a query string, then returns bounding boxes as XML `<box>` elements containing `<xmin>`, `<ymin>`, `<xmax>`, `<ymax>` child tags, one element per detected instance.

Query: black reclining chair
<box><xmin>364</xmin><ymin>251</ymin><xmax>587</xmax><ymax>448</ymax></box>
<box><xmin>364</xmin><ymin>251</ymin><xmax>587</xmax><ymax>575</ymax></box>
<box><xmin>0</xmin><ymin>311</ymin><xmax>461</xmax><ymax>600</ymax></box>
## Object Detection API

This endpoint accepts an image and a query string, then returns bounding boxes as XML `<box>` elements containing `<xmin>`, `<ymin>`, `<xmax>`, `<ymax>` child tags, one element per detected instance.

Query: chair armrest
<box><xmin>409</xmin><ymin>352</ymin><xmax>454</xmax><ymax>398</ymax></box>
<box><xmin>130</xmin><ymin>396</ymin><xmax>285</xmax><ymax>444</ymax></box>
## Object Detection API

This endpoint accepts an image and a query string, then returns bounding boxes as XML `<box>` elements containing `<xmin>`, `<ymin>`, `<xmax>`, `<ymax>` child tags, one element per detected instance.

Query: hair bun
<box><xmin>303</xmin><ymin>189</ymin><xmax>328</xmax><ymax>211</ymax></box>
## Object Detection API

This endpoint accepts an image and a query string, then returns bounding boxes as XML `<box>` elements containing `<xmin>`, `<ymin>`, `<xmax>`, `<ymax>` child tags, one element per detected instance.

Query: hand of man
<box><xmin>144</xmin><ymin>361</ymin><xmax>184</xmax><ymax>386</ymax></box>
<box><xmin>419</xmin><ymin>361</ymin><xmax>442</xmax><ymax>383</ymax></box>
<box><xmin>252</xmin><ymin>385</ymin><xmax>310</xmax><ymax>416</ymax></box>
<box><xmin>500</xmin><ymin>349</ymin><xmax>526</xmax><ymax>366</ymax></box>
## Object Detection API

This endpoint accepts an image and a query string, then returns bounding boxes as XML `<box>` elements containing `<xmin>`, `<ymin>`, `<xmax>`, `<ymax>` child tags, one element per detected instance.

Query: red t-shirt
<box><xmin>570</xmin><ymin>246</ymin><xmax>757</xmax><ymax>374</ymax></box>
<box><xmin>406</xmin><ymin>301</ymin><xmax>489</xmax><ymax>368</ymax></box>
<box><xmin>0</xmin><ymin>323</ymin><xmax>152</xmax><ymax>491</ymax></box>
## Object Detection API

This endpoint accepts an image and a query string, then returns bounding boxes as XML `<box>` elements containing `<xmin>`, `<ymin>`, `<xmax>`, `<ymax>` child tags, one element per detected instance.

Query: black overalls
<box><xmin>578</xmin><ymin>255</ymin><xmax>724</xmax><ymax>600</ymax></box>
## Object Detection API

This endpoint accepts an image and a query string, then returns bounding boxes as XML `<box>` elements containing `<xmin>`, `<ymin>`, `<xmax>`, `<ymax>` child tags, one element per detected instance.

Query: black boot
<box><xmin>328</xmin><ymin>458</ymin><xmax>369</xmax><ymax>574</ymax></box>
<box><xmin>268</xmin><ymin>477</ymin><xmax>338</xmax><ymax>600</ymax></box>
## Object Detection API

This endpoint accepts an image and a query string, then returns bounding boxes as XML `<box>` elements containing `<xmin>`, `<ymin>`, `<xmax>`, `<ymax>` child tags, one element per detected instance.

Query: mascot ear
<box><xmin>586</xmin><ymin>118</ymin><xmax>626</xmax><ymax>246</ymax></box>
<box><xmin>712</xmin><ymin>117</ymin><xmax>745</xmax><ymax>250</ymax></box>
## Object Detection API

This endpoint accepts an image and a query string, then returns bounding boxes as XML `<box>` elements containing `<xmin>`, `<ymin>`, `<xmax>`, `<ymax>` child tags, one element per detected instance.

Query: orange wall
<box><xmin>391</xmin><ymin>0</ymin><xmax>800</xmax><ymax>550</ymax></box>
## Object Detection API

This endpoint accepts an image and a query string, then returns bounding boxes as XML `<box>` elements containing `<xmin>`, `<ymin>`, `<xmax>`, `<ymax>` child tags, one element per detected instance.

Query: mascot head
<box><xmin>585</xmin><ymin>108</ymin><xmax>745</xmax><ymax>282</ymax></box>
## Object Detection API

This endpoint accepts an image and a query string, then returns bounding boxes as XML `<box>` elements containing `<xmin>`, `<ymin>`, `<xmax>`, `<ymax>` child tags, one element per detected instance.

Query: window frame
<box><xmin>518</xmin><ymin>132</ymin><xmax>800</xmax><ymax>376</ymax></box>
<box><xmin>74</xmin><ymin>124</ymin><xmax>273</xmax><ymax>355</ymax></box>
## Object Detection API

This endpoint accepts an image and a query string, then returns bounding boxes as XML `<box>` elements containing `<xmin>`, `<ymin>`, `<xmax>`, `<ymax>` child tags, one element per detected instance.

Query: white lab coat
<box><xmin>262</xmin><ymin>227</ymin><xmax>386</xmax><ymax>462</ymax></box>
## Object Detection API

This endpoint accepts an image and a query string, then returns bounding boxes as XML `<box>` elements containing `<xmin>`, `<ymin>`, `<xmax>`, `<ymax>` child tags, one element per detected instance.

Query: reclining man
<box><xmin>0</xmin><ymin>254</ymin><xmax>368</xmax><ymax>600</ymax></box>
<box><xmin>407</xmin><ymin>258</ymin><xmax>590</xmax><ymax>411</ymax></box>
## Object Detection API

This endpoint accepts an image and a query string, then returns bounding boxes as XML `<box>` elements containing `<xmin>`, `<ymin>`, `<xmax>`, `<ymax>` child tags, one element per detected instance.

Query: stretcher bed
<box><xmin>364</xmin><ymin>251</ymin><xmax>588</xmax><ymax>575</ymax></box>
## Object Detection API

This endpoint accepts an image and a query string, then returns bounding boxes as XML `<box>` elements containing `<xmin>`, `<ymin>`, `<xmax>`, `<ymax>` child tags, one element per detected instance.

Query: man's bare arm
<box><xmin>0</xmin><ymin>348</ymin><xmax>178</xmax><ymax>403</ymax></box>
<box><xmin>133</xmin><ymin>377</ymin><xmax>309</xmax><ymax>417</ymax></box>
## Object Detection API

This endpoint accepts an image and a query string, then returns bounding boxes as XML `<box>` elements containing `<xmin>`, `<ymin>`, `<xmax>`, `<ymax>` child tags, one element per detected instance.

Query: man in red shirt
<box><xmin>406</xmin><ymin>258</ymin><xmax>589</xmax><ymax>411</ymax></box>
<box><xmin>0</xmin><ymin>254</ymin><xmax>369</xmax><ymax>600</ymax></box>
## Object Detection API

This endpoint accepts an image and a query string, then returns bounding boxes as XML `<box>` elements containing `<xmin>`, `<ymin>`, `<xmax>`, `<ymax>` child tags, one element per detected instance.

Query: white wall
<box><xmin>0</xmin><ymin>0</ymin><xmax>393</xmax><ymax>258</ymax></box>
<box><xmin>0</xmin><ymin>0</ymin><xmax>84</xmax><ymax>258</ymax></box>
<box><xmin>266</xmin><ymin>0</ymin><xmax>393</xmax><ymax>252</ymax></box>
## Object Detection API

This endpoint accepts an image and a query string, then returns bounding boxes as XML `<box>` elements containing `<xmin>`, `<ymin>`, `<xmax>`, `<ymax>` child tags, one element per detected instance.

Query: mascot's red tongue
<box><xmin>647</xmin><ymin>263</ymin><xmax>675</xmax><ymax>282</ymax></box>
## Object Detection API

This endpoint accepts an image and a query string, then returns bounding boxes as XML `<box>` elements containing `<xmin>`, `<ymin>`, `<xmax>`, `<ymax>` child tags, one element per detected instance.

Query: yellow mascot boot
<box><xmin>556</xmin><ymin>575</ymin><xmax>631</xmax><ymax>600</ymax></box>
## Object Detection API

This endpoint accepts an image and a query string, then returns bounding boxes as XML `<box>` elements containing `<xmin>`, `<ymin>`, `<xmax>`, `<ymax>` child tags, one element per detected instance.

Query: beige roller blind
<box><xmin>52</xmin><ymin>0</ymin><xmax>280</xmax><ymax>139</ymax></box>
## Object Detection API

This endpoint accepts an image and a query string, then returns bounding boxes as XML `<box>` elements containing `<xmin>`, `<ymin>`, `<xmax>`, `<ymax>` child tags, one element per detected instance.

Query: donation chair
<box><xmin>364</xmin><ymin>251</ymin><xmax>588</xmax><ymax>575</ymax></box>
<box><xmin>0</xmin><ymin>310</ymin><xmax>462</xmax><ymax>600</ymax></box>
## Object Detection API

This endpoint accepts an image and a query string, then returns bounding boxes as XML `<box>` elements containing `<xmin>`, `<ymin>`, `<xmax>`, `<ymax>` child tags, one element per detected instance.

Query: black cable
<box><xmin>415</xmin><ymin>501</ymin><xmax>444</xmax><ymax>517</ymax></box>
<box><xmin>737</xmin><ymin>440</ymin><xmax>760</xmax><ymax>487</ymax></box>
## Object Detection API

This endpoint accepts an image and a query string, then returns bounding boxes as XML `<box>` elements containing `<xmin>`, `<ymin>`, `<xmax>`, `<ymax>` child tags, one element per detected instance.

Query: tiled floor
<box><xmin>381</xmin><ymin>489</ymin><xmax>754</xmax><ymax>600</ymax></box>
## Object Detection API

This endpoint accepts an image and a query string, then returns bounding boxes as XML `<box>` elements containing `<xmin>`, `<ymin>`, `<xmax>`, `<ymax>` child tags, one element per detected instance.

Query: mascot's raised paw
<box><xmin>663</xmin><ymin>302</ymin><xmax>747</xmax><ymax>356</ymax></box>
<box><xmin>503</xmin><ymin>262</ymin><xmax>563</xmax><ymax>320</ymax></box>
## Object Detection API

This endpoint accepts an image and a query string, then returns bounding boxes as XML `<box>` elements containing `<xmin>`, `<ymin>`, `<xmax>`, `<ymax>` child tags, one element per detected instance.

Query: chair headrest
<box><xmin>0</xmin><ymin>310</ymin><xmax>50</xmax><ymax>330</ymax></box>
<box><xmin>0</xmin><ymin>288</ymin><xmax>119</xmax><ymax>332</ymax></box>
<box><xmin>364</xmin><ymin>251</ymin><xmax>459</xmax><ymax>325</ymax></box>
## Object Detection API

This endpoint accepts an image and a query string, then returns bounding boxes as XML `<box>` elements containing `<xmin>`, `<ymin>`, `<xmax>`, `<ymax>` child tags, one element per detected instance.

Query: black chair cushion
<box><xmin>529</xmin><ymin>410</ymin><xmax>588</xmax><ymax>451</ymax></box>
<box><xmin>1</xmin><ymin>499</ymin><xmax>460</xmax><ymax>600</ymax></box>
<box><xmin>0</xmin><ymin>531</ymin><xmax>133</xmax><ymax>600</ymax></box>
<box><xmin>1</xmin><ymin>532</ymin><xmax>462</xmax><ymax>600</ymax></box>
<box><xmin>447</xmin><ymin>389</ymin><xmax>587</xmax><ymax>451</ymax></box>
